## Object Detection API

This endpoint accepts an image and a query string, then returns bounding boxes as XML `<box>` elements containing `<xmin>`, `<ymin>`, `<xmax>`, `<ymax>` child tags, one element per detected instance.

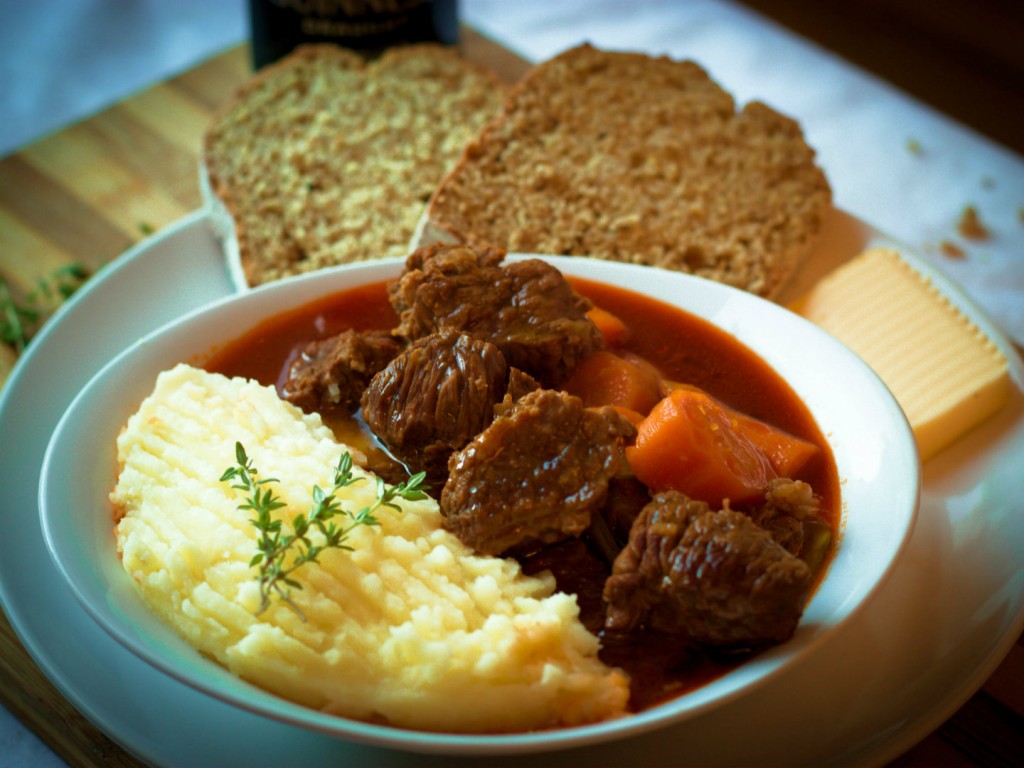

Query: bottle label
<box><xmin>249</xmin><ymin>0</ymin><xmax>459</xmax><ymax>68</ymax></box>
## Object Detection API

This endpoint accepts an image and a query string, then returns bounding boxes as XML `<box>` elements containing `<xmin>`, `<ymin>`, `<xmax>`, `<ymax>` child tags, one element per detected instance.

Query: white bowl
<box><xmin>39</xmin><ymin>256</ymin><xmax>920</xmax><ymax>755</ymax></box>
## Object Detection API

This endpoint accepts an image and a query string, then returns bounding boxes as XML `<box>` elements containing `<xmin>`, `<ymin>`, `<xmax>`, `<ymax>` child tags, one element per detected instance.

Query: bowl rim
<box><xmin>39</xmin><ymin>254</ymin><xmax>921</xmax><ymax>755</ymax></box>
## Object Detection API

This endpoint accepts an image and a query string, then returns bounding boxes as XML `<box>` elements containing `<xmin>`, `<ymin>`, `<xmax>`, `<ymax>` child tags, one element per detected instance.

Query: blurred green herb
<box><xmin>221</xmin><ymin>442</ymin><xmax>428</xmax><ymax>617</ymax></box>
<box><xmin>0</xmin><ymin>263</ymin><xmax>89</xmax><ymax>354</ymax></box>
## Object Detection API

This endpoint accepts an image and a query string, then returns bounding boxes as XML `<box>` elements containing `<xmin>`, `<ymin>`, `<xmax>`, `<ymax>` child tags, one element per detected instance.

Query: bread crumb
<box><xmin>957</xmin><ymin>205</ymin><xmax>989</xmax><ymax>240</ymax></box>
<box><xmin>940</xmin><ymin>240</ymin><xmax>965</xmax><ymax>259</ymax></box>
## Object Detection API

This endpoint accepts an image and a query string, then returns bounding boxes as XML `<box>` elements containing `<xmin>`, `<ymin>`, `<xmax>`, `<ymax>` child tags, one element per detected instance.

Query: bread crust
<box><xmin>203</xmin><ymin>44</ymin><xmax>507</xmax><ymax>287</ymax></box>
<box><xmin>421</xmin><ymin>44</ymin><xmax>832</xmax><ymax>298</ymax></box>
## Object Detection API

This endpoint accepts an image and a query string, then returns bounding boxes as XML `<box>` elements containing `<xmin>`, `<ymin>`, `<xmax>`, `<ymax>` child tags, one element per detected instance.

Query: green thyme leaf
<box><xmin>0</xmin><ymin>264</ymin><xmax>89</xmax><ymax>354</ymax></box>
<box><xmin>222</xmin><ymin>441</ymin><xmax>429</xmax><ymax>617</ymax></box>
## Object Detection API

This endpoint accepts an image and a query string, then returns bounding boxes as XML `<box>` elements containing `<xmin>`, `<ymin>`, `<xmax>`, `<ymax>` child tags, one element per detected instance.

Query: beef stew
<box><xmin>205</xmin><ymin>244</ymin><xmax>840</xmax><ymax>712</ymax></box>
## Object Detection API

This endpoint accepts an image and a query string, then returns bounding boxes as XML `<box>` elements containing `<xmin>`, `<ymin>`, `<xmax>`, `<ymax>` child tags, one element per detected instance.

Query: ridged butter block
<box><xmin>793</xmin><ymin>247</ymin><xmax>1012</xmax><ymax>461</ymax></box>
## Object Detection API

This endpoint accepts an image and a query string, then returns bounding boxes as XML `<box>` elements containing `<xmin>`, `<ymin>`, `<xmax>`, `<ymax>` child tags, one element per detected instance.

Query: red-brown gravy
<box><xmin>204</xmin><ymin>276</ymin><xmax>840</xmax><ymax>713</ymax></box>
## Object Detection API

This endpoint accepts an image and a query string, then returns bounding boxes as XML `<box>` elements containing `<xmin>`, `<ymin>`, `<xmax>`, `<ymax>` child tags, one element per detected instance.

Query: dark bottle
<box><xmin>248</xmin><ymin>0</ymin><xmax>460</xmax><ymax>69</ymax></box>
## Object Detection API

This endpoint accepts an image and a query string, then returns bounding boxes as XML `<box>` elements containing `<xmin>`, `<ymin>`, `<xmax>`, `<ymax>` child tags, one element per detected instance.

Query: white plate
<box><xmin>2</xmin><ymin>209</ymin><xmax>1023</xmax><ymax>767</ymax></box>
<box><xmin>38</xmin><ymin>252</ymin><xmax>918</xmax><ymax>754</ymax></box>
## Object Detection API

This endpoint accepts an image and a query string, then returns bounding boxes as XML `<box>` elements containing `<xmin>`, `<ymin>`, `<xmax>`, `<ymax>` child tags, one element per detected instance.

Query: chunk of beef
<box><xmin>603</xmin><ymin>490</ymin><xmax>811</xmax><ymax>650</ymax></box>
<box><xmin>361</xmin><ymin>332</ymin><xmax>509</xmax><ymax>483</ymax></box>
<box><xmin>493</xmin><ymin>367</ymin><xmax>541</xmax><ymax>418</ymax></box>
<box><xmin>389</xmin><ymin>243</ymin><xmax>604</xmax><ymax>386</ymax></box>
<box><xmin>600</xmin><ymin>476</ymin><xmax>653</xmax><ymax>546</ymax></box>
<box><xmin>748</xmin><ymin>477</ymin><xmax>821</xmax><ymax>555</ymax></box>
<box><xmin>441</xmin><ymin>389</ymin><xmax>636</xmax><ymax>556</ymax></box>
<box><xmin>283</xmin><ymin>329</ymin><xmax>401</xmax><ymax>415</ymax></box>
<box><xmin>501</xmin><ymin>258</ymin><xmax>606</xmax><ymax>384</ymax></box>
<box><xmin>388</xmin><ymin>243</ymin><xmax>507</xmax><ymax>339</ymax></box>
<box><xmin>519</xmin><ymin>538</ymin><xmax>610</xmax><ymax>635</ymax></box>
<box><xmin>584</xmin><ymin>476</ymin><xmax>653</xmax><ymax>566</ymax></box>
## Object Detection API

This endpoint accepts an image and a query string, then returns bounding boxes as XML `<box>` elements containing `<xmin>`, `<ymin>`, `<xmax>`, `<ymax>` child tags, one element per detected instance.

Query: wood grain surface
<box><xmin>0</xmin><ymin>25</ymin><xmax>1020</xmax><ymax>768</ymax></box>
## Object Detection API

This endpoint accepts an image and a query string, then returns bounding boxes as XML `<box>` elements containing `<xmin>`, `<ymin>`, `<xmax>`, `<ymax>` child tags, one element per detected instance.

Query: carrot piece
<box><xmin>663</xmin><ymin>381</ymin><xmax>819</xmax><ymax>477</ymax></box>
<box><xmin>564</xmin><ymin>350</ymin><xmax>664</xmax><ymax>414</ymax></box>
<box><xmin>587</xmin><ymin>306</ymin><xmax>630</xmax><ymax>347</ymax></box>
<box><xmin>730</xmin><ymin>412</ymin><xmax>820</xmax><ymax>477</ymax></box>
<box><xmin>626</xmin><ymin>389</ymin><xmax>776</xmax><ymax>506</ymax></box>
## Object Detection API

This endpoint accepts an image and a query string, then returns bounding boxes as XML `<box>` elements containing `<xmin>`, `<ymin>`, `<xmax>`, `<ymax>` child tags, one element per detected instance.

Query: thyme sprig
<box><xmin>1</xmin><ymin>264</ymin><xmax>89</xmax><ymax>353</ymax></box>
<box><xmin>221</xmin><ymin>442</ymin><xmax>428</xmax><ymax>616</ymax></box>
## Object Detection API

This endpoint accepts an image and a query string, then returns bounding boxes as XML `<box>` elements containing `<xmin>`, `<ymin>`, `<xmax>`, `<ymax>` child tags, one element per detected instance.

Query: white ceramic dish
<box><xmin>38</xmin><ymin>247</ymin><xmax>919</xmax><ymax>755</ymax></box>
<box><xmin>1</xmin><ymin>209</ymin><xmax>1021</xmax><ymax>767</ymax></box>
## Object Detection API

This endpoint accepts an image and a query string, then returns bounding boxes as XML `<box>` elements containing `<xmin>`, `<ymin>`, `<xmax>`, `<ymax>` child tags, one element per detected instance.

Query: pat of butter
<box><xmin>792</xmin><ymin>247</ymin><xmax>1012</xmax><ymax>462</ymax></box>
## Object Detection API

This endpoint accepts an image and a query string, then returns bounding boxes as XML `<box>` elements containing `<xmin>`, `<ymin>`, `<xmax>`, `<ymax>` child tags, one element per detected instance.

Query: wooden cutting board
<box><xmin>0</xmin><ymin>27</ymin><xmax>1019</xmax><ymax>768</ymax></box>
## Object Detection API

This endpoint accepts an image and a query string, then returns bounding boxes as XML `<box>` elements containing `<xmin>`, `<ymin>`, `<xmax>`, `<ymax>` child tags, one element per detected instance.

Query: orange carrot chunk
<box><xmin>587</xmin><ymin>306</ymin><xmax>630</xmax><ymax>347</ymax></box>
<box><xmin>626</xmin><ymin>389</ymin><xmax>776</xmax><ymax>506</ymax></box>
<box><xmin>662</xmin><ymin>381</ymin><xmax>819</xmax><ymax>477</ymax></box>
<box><xmin>731</xmin><ymin>412</ymin><xmax>820</xmax><ymax>477</ymax></box>
<box><xmin>564</xmin><ymin>350</ymin><xmax>664</xmax><ymax>414</ymax></box>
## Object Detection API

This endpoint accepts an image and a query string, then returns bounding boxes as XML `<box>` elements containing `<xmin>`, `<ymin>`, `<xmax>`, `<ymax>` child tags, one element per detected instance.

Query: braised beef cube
<box><xmin>283</xmin><ymin>329</ymin><xmax>401</xmax><ymax>415</ymax></box>
<box><xmin>493</xmin><ymin>367</ymin><xmax>541</xmax><ymax>418</ymax></box>
<box><xmin>603</xmin><ymin>490</ymin><xmax>811</xmax><ymax>651</ymax></box>
<box><xmin>495</xmin><ymin>258</ymin><xmax>605</xmax><ymax>385</ymax></box>
<box><xmin>441</xmin><ymin>389</ymin><xmax>636</xmax><ymax>556</ymax></box>
<box><xmin>389</xmin><ymin>243</ymin><xmax>604</xmax><ymax>386</ymax></box>
<box><xmin>748</xmin><ymin>477</ymin><xmax>822</xmax><ymax>555</ymax></box>
<box><xmin>585</xmin><ymin>477</ymin><xmax>653</xmax><ymax>566</ymax></box>
<box><xmin>361</xmin><ymin>332</ymin><xmax>509</xmax><ymax>482</ymax></box>
<box><xmin>601</xmin><ymin>476</ymin><xmax>653</xmax><ymax>545</ymax></box>
<box><xmin>388</xmin><ymin>243</ymin><xmax>508</xmax><ymax>340</ymax></box>
<box><xmin>518</xmin><ymin>538</ymin><xmax>611</xmax><ymax>634</ymax></box>
<box><xmin>399</xmin><ymin>240</ymin><xmax>508</xmax><ymax>279</ymax></box>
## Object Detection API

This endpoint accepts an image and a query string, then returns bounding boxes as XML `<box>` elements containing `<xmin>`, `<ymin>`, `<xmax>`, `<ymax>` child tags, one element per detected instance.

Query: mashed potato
<box><xmin>111</xmin><ymin>364</ymin><xmax>629</xmax><ymax>732</ymax></box>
